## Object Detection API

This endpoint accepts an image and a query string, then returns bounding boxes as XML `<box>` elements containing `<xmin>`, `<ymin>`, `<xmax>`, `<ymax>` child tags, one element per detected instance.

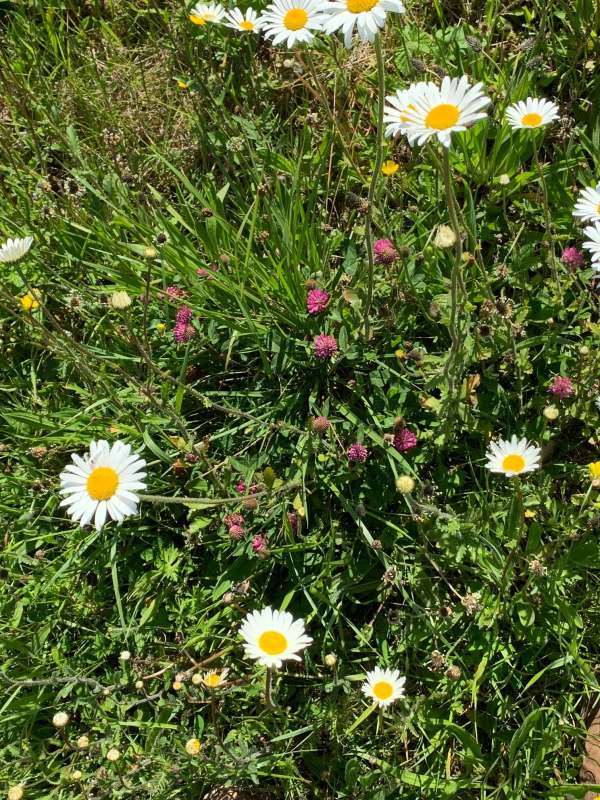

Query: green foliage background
<box><xmin>1</xmin><ymin>0</ymin><xmax>600</xmax><ymax>797</ymax></box>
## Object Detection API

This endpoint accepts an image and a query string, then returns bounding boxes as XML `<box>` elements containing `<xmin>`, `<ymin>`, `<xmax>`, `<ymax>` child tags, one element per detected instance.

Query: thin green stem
<box><xmin>110</xmin><ymin>534</ymin><xmax>128</xmax><ymax>635</ymax></box>
<box><xmin>265</xmin><ymin>667</ymin><xmax>276</xmax><ymax>709</ymax></box>
<box><xmin>531</xmin><ymin>136</ymin><xmax>560</xmax><ymax>297</ymax></box>
<box><xmin>364</xmin><ymin>34</ymin><xmax>386</xmax><ymax>340</ymax></box>
<box><xmin>439</xmin><ymin>147</ymin><xmax>465</xmax><ymax>438</ymax></box>
<box><xmin>137</xmin><ymin>480</ymin><xmax>300</xmax><ymax>507</ymax></box>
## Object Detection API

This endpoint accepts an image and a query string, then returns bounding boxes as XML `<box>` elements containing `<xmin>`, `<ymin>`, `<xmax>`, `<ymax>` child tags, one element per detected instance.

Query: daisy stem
<box><xmin>264</xmin><ymin>667</ymin><xmax>276</xmax><ymax>710</ymax></box>
<box><xmin>363</xmin><ymin>33</ymin><xmax>386</xmax><ymax>341</ymax></box>
<box><xmin>377</xmin><ymin>705</ymin><xmax>385</xmax><ymax>734</ymax></box>
<box><xmin>110</xmin><ymin>534</ymin><xmax>128</xmax><ymax>635</ymax></box>
<box><xmin>531</xmin><ymin>136</ymin><xmax>560</xmax><ymax>296</ymax></box>
<box><xmin>210</xmin><ymin>694</ymin><xmax>221</xmax><ymax>740</ymax></box>
<box><xmin>439</xmin><ymin>146</ymin><xmax>465</xmax><ymax>438</ymax></box>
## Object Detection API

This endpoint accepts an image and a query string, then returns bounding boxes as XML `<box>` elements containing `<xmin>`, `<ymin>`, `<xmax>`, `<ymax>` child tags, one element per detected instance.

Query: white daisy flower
<box><xmin>225</xmin><ymin>7</ymin><xmax>262</xmax><ymax>31</ymax></box>
<box><xmin>258</xmin><ymin>0</ymin><xmax>329</xmax><ymax>47</ymax></box>
<box><xmin>595</xmin><ymin>396</ymin><xmax>600</xmax><ymax>412</ymax></box>
<box><xmin>505</xmin><ymin>97</ymin><xmax>559</xmax><ymax>130</ymax></box>
<box><xmin>361</xmin><ymin>667</ymin><xmax>405</xmax><ymax>707</ymax></box>
<box><xmin>189</xmin><ymin>2</ymin><xmax>225</xmax><ymax>25</ymax></box>
<box><xmin>383</xmin><ymin>76</ymin><xmax>490</xmax><ymax>148</ymax></box>
<box><xmin>0</xmin><ymin>236</ymin><xmax>34</xmax><ymax>264</ymax></box>
<box><xmin>199</xmin><ymin>668</ymin><xmax>230</xmax><ymax>688</ymax></box>
<box><xmin>484</xmin><ymin>435</ymin><xmax>541</xmax><ymax>478</ymax></box>
<box><xmin>573</xmin><ymin>182</ymin><xmax>600</xmax><ymax>223</ymax></box>
<box><xmin>59</xmin><ymin>440</ymin><xmax>147</xmax><ymax>531</ymax></box>
<box><xmin>322</xmin><ymin>0</ymin><xmax>405</xmax><ymax>49</ymax></box>
<box><xmin>583</xmin><ymin>222</ymin><xmax>600</xmax><ymax>271</ymax></box>
<box><xmin>239</xmin><ymin>606</ymin><xmax>312</xmax><ymax>668</ymax></box>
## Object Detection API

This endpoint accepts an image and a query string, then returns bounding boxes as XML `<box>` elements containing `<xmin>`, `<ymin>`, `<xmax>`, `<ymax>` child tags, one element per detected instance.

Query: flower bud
<box><xmin>76</xmin><ymin>735</ymin><xmax>89</xmax><ymax>749</ymax></box>
<box><xmin>395</xmin><ymin>475</ymin><xmax>415</xmax><ymax>494</ymax></box>
<box><xmin>106</xmin><ymin>748</ymin><xmax>121</xmax><ymax>762</ymax></box>
<box><xmin>185</xmin><ymin>738</ymin><xmax>202</xmax><ymax>756</ymax></box>
<box><xmin>324</xmin><ymin>653</ymin><xmax>337</xmax><ymax>668</ymax></box>
<box><xmin>543</xmin><ymin>405</ymin><xmax>559</xmax><ymax>420</ymax></box>
<box><xmin>434</xmin><ymin>224</ymin><xmax>457</xmax><ymax>248</ymax></box>
<box><xmin>52</xmin><ymin>712</ymin><xmax>70</xmax><ymax>729</ymax></box>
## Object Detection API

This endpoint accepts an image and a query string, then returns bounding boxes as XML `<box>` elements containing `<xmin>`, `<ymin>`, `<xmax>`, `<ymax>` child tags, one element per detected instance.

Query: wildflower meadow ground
<box><xmin>1</xmin><ymin>1</ymin><xmax>600</xmax><ymax>798</ymax></box>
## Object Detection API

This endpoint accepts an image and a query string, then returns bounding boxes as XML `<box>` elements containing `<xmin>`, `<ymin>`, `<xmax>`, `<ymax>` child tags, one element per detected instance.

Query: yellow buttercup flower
<box><xmin>19</xmin><ymin>288</ymin><xmax>41</xmax><ymax>311</ymax></box>
<box><xmin>381</xmin><ymin>160</ymin><xmax>399</xmax><ymax>177</ymax></box>
<box><xmin>589</xmin><ymin>461</ymin><xmax>600</xmax><ymax>479</ymax></box>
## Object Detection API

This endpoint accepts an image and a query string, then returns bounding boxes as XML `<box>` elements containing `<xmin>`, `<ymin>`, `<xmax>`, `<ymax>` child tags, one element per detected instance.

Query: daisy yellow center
<box><xmin>203</xmin><ymin>672</ymin><xmax>221</xmax><ymax>687</ymax></box>
<box><xmin>87</xmin><ymin>466</ymin><xmax>119</xmax><ymax>501</ymax></box>
<box><xmin>283</xmin><ymin>8</ymin><xmax>308</xmax><ymax>30</ymax></box>
<box><xmin>239</xmin><ymin>19</ymin><xmax>254</xmax><ymax>29</ymax></box>
<box><xmin>596</xmin><ymin>202</ymin><xmax>600</xmax><ymax>213</ymax></box>
<box><xmin>347</xmin><ymin>0</ymin><xmax>378</xmax><ymax>12</ymax></box>
<box><xmin>425</xmin><ymin>103</ymin><xmax>460</xmax><ymax>130</ymax></box>
<box><xmin>521</xmin><ymin>112</ymin><xmax>542</xmax><ymax>127</ymax></box>
<box><xmin>258</xmin><ymin>630</ymin><xmax>288</xmax><ymax>655</ymax></box>
<box><xmin>372</xmin><ymin>680</ymin><xmax>393</xmax><ymax>700</ymax></box>
<box><xmin>501</xmin><ymin>453</ymin><xmax>526</xmax><ymax>473</ymax></box>
<box><xmin>189</xmin><ymin>13</ymin><xmax>207</xmax><ymax>24</ymax></box>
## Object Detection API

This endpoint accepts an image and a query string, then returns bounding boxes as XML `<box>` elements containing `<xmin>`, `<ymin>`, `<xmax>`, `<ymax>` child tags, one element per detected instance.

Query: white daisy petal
<box><xmin>0</xmin><ymin>236</ymin><xmax>34</xmax><ymax>264</ymax></box>
<box><xmin>58</xmin><ymin>440</ymin><xmax>147</xmax><ymax>529</ymax></box>
<box><xmin>583</xmin><ymin>222</ymin><xmax>600</xmax><ymax>270</ymax></box>
<box><xmin>323</xmin><ymin>0</ymin><xmax>404</xmax><ymax>47</ymax></box>
<box><xmin>362</xmin><ymin>666</ymin><xmax>406</xmax><ymax>707</ymax></box>
<box><xmin>383</xmin><ymin>76</ymin><xmax>489</xmax><ymax>148</ymax></box>
<box><xmin>484</xmin><ymin>435</ymin><xmax>541</xmax><ymax>478</ymax></box>
<box><xmin>224</xmin><ymin>6</ymin><xmax>262</xmax><ymax>31</ymax></box>
<box><xmin>189</xmin><ymin>2</ymin><xmax>225</xmax><ymax>24</ymax></box>
<box><xmin>239</xmin><ymin>606</ymin><xmax>312</xmax><ymax>668</ymax></box>
<box><xmin>505</xmin><ymin>96</ymin><xmax>559</xmax><ymax>130</ymax></box>
<box><xmin>258</xmin><ymin>0</ymin><xmax>325</xmax><ymax>46</ymax></box>
<box><xmin>574</xmin><ymin>183</ymin><xmax>600</xmax><ymax>223</ymax></box>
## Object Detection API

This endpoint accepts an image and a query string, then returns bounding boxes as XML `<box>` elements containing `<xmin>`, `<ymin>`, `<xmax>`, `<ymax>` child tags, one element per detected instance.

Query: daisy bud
<box><xmin>135</xmin><ymin>680</ymin><xmax>144</xmax><ymax>689</ymax></box>
<box><xmin>172</xmin><ymin>681</ymin><xmax>183</xmax><ymax>691</ymax></box>
<box><xmin>543</xmin><ymin>405</ymin><xmax>559</xmax><ymax>420</ymax></box>
<box><xmin>71</xmin><ymin>771</ymin><xmax>83</xmax><ymax>781</ymax></box>
<box><xmin>109</xmin><ymin>291</ymin><xmax>132</xmax><ymax>309</ymax></box>
<box><xmin>191</xmin><ymin>673</ymin><xmax>202</xmax><ymax>685</ymax></box>
<box><xmin>395</xmin><ymin>475</ymin><xmax>415</xmax><ymax>494</ymax></box>
<box><xmin>119</xmin><ymin>650</ymin><xmax>131</xmax><ymax>661</ymax></box>
<box><xmin>498</xmin><ymin>173</ymin><xmax>510</xmax><ymax>185</ymax></box>
<box><xmin>8</xmin><ymin>787</ymin><xmax>24</xmax><ymax>800</ymax></box>
<box><xmin>76</xmin><ymin>735</ymin><xmax>89</xmax><ymax>749</ymax></box>
<box><xmin>106</xmin><ymin>748</ymin><xmax>121</xmax><ymax>762</ymax></box>
<box><xmin>185</xmin><ymin>738</ymin><xmax>201</xmax><ymax>756</ymax></box>
<box><xmin>324</xmin><ymin>653</ymin><xmax>337</xmax><ymax>668</ymax></box>
<box><xmin>445</xmin><ymin>665</ymin><xmax>462</xmax><ymax>681</ymax></box>
<box><xmin>434</xmin><ymin>225</ymin><xmax>457</xmax><ymax>248</ymax></box>
<box><xmin>52</xmin><ymin>712</ymin><xmax>70</xmax><ymax>729</ymax></box>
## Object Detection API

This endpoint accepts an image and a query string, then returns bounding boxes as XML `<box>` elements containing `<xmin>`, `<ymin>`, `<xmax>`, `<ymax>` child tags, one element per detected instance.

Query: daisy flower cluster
<box><xmin>188</xmin><ymin>0</ymin><xmax>405</xmax><ymax>48</ymax></box>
